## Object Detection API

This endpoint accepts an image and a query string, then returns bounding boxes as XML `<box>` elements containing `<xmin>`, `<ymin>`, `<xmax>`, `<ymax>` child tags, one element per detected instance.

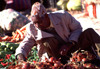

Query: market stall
<box><xmin>83</xmin><ymin>0</ymin><xmax>100</xmax><ymax>18</ymax></box>
<box><xmin>0</xmin><ymin>5</ymin><xmax>100</xmax><ymax>69</ymax></box>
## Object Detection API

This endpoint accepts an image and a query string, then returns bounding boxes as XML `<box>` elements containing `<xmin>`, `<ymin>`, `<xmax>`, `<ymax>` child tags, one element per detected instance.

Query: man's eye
<box><xmin>39</xmin><ymin>23</ymin><xmax>43</xmax><ymax>25</ymax></box>
<box><xmin>34</xmin><ymin>22</ymin><xmax>37</xmax><ymax>24</ymax></box>
<box><xmin>34</xmin><ymin>22</ymin><xmax>42</xmax><ymax>25</ymax></box>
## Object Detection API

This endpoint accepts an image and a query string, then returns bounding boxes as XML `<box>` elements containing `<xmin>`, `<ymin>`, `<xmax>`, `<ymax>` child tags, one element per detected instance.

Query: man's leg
<box><xmin>76</xmin><ymin>28</ymin><xmax>100</xmax><ymax>57</ymax></box>
<box><xmin>37</xmin><ymin>37</ymin><xmax>61</xmax><ymax>59</ymax></box>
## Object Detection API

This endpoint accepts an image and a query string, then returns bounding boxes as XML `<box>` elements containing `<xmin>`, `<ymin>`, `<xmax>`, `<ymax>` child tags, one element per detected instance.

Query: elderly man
<box><xmin>15</xmin><ymin>2</ymin><xmax>100</xmax><ymax>64</ymax></box>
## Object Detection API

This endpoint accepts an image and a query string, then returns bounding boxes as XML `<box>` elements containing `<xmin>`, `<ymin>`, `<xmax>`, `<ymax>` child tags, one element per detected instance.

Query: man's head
<box><xmin>31</xmin><ymin>2</ymin><xmax>50</xmax><ymax>30</ymax></box>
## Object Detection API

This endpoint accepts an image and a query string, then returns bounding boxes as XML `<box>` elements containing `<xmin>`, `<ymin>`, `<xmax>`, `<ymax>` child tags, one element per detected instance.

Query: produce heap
<box><xmin>7</xmin><ymin>50</ymin><xmax>100</xmax><ymax>69</ymax></box>
<box><xmin>0</xmin><ymin>25</ymin><xmax>26</xmax><ymax>43</ymax></box>
<box><xmin>57</xmin><ymin>0</ymin><xmax>82</xmax><ymax>11</ymax></box>
<box><xmin>0</xmin><ymin>25</ymin><xmax>39</xmax><ymax>68</ymax></box>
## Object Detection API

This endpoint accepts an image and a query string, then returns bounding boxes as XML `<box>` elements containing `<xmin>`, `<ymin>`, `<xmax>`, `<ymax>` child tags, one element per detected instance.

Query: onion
<box><xmin>22</xmin><ymin>62</ymin><xmax>30</xmax><ymax>69</ymax></box>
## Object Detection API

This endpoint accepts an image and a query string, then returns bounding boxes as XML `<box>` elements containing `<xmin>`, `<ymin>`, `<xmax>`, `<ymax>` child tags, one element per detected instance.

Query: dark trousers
<box><xmin>39</xmin><ymin>37</ymin><xmax>61</xmax><ymax>59</ymax></box>
<box><xmin>77</xmin><ymin>28</ymin><xmax>100</xmax><ymax>57</ymax></box>
<box><xmin>67</xmin><ymin>28</ymin><xmax>100</xmax><ymax>59</ymax></box>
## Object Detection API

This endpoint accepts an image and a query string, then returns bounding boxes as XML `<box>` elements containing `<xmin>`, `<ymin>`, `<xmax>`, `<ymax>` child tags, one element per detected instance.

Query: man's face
<box><xmin>31</xmin><ymin>14</ymin><xmax>49</xmax><ymax>30</ymax></box>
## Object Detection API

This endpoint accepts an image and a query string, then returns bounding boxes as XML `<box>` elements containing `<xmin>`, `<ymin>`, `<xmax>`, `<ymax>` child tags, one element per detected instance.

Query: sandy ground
<box><xmin>70</xmin><ymin>12</ymin><xmax>100</xmax><ymax>36</ymax></box>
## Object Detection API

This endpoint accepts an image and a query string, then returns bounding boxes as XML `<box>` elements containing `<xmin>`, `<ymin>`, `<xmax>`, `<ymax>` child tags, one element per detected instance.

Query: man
<box><xmin>15</xmin><ymin>2</ymin><xmax>100</xmax><ymax>64</ymax></box>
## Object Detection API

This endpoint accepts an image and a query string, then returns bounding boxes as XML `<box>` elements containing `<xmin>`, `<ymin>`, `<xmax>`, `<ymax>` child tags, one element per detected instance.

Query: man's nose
<box><xmin>34</xmin><ymin>24</ymin><xmax>39</xmax><ymax>28</ymax></box>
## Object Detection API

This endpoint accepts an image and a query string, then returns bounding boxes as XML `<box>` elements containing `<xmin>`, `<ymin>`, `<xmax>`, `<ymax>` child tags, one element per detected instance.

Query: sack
<box><xmin>5</xmin><ymin>0</ymin><xmax>31</xmax><ymax>11</ymax></box>
<box><xmin>0</xmin><ymin>9</ymin><xmax>31</xmax><ymax>32</ymax></box>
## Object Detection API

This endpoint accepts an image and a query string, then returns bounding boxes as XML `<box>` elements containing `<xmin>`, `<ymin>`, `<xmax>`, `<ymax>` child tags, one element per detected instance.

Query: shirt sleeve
<box><xmin>15</xmin><ymin>33</ymin><xmax>36</xmax><ymax>57</ymax></box>
<box><xmin>64</xmin><ymin>10</ymin><xmax>82</xmax><ymax>42</ymax></box>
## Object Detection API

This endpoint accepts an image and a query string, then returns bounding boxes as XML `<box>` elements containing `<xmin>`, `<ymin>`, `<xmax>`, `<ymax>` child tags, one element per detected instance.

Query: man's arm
<box><xmin>60</xmin><ymin>10</ymin><xmax>82</xmax><ymax>56</ymax></box>
<box><xmin>15</xmin><ymin>33</ymin><xmax>36</xmax><ymax>60</ymax></box>
<box><xmin>64</xmin><ymin>10</ymin><xmax>82</xmax><ymax>42</ymax></box>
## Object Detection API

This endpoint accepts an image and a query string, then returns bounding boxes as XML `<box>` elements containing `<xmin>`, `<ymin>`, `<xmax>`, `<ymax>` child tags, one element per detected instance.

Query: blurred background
<box><xmin>0</xmin><ymin>0</ymin><xmax>100</xmax><ymax>34</ymax></box>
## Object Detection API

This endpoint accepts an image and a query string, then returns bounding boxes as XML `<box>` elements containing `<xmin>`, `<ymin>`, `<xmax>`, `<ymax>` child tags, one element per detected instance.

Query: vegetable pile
<box><xmin>6</xmin><ymin>50</ymin><xmax>100</xmax><ymax>69</ymax></box>
<box><xmin>0</xmin><ymin>42</ymin><xmax>19</xmax><ymax>58</ymax></box>
<box><xmin>0</xmin><ymin>25</ymin><xmax>26</xmax><ymax>43</ymax></box>
<box><xmin>0</xmin><ymin>46</ymin><xmax>39</xmax><ymax>68</ymax></box>
<box><xmin>0</xmin><ymin>25</ymin><xmax>28</xmax><ymax>68</ymax></box>
<box><xmin>67</xmin><ymin>50</ymin><xmax>99</xmax><ymax>69</ymax></box>
<box><xmin>0</xmin><ymin>54</ymin><xmax>16</xmax><ymax>68</ymax></box>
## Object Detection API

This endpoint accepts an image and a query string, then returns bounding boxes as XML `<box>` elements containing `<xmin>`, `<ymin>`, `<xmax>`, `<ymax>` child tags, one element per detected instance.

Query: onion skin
<box><xmin>54</xmin><ymin>61</ymin><xmax>62</xmax><ymax>67</ymax></box>
<box><xmin>21</xmin><ymin>62</ymin><xmax>30</xmax><ymax>69</ymax></box>
<box><xmin>49</xmin><ymin>57</ymin><xmax>56</xmax><ymax>63</ymax></box>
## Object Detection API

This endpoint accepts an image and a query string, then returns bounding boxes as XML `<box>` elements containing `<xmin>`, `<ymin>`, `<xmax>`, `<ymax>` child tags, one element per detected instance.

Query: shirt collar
<box><xmin>46</xmin><ymin>19</ymin><xmax>54</xmax><ymax>29</ymax></box>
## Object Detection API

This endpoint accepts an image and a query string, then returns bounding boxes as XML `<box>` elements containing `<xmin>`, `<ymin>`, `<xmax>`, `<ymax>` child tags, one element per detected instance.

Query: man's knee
<box><xmin>43</xmin><ymin>42</ymin><xmax>50</xmax><ymax>48</ymax></box>
<box><xmin>85</xmin><ymin>28</ymin><xmax>94</xmax><ymax>32</ymax></box>
<box><xmin>84</xmin><ymin>28</ymin><xmax>95</xmax><ymax>34</ymax></box>
<box><xmin>42</xmin><ymin>37</ymin><xmax>58</xmax><ymax>44</ymax></box>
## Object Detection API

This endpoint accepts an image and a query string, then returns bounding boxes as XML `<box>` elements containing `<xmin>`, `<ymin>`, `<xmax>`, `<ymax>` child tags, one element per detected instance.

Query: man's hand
<box><xmin>59</xmin><ymin>45</ymin><xmax>68</xmax><ymax>56</ymax></box>
<box><xmin>16</xmin><ymin>54</ymin><xmax>26</xmax><ymax>62</ymax></box>
<box><xmin>59</xmin><ymin>42</ymin><xmax>75</xmax><ymax>56</ymax></box>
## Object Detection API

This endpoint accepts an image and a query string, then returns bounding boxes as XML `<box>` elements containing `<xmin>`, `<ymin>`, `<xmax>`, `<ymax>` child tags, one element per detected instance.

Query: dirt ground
<box><xmin>68</xmin><ymin>11</ymin><xmax>100</xmax><ymax>36</ymax></box>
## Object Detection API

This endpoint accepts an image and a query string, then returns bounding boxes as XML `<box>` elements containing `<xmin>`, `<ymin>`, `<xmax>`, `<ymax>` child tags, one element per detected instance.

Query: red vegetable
<box><xmin>33</xmin><ymin>61</ymin><xmax>36</xmax><ymax>63</ymax></box>
<box><xmin>49</xmin><ymin>57</ymin><xmax>56</xmax><ymax>63</ymax></box>
<box><xmin>54</xmin><ymin>61</ymin><xmax>62</xmax><ymax>67</ymax></box>
<box><xmin>22</xmin><ymin>62</ymin><xmax>30</xmax><ymax>69</ymax></box>
<box><xmin>1</xmin><ymin>62</ymin><xmax>8</xmax><ymax>66</ymax></box>
<box><xmin>82</xmin><ymin>58</ymin><xmax>87</xmax><ymax>62</ymax></box>
<box><xmin>0</xmin><ymin>59</ymin><xmax>3</xmax><ymax>61</ymax></box>
<box><xmin>5</xmin><ymin>54</ymin><xmax>11</xmax><ymax>59</ymax></box>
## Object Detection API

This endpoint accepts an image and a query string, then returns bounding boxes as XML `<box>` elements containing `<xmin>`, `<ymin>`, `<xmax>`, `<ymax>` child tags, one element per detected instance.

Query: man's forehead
<box><xmin>31</xmin><ymin>13</ymin><xmax>45</xmax><ymax>17</ymax></box>
<box><xmin>31</xmin><ymin>15</ymin><xmax>43</xmax><ymax>22</ymax></box>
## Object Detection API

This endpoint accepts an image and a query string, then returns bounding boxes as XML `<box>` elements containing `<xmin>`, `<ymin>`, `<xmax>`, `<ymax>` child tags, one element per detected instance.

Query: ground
<box><xmin>68</xmin><ymin>11</ymin><xmax>100</xmax><ymax>36</ymax></box>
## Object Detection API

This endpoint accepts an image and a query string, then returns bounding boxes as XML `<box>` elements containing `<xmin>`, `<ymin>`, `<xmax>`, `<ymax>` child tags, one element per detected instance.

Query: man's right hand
<box><xmin>59</xmin><ymin>45</ymin><xmax>68</xmax><ymax>56</ymax></box>
<box><xmin>59</xmin><ymin>41</ymin><xmax>75</xmax><ymax>56</ymax></box>
<box><xmin>17</xmin><ymin>54</ymin><xmax>26</xmax><ymax>62</ymax></box>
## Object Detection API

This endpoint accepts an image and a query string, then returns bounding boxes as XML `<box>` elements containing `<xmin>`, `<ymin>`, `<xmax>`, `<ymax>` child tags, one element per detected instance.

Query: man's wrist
<box><xmin>16</xmin><ymin>53</ymin><xmax>26</xmax><ymax>61</ymax></box>
<box><xmin>69</xmin><ymin>40</ymin><xmax>77</xmax><ymax>45</ymax></box>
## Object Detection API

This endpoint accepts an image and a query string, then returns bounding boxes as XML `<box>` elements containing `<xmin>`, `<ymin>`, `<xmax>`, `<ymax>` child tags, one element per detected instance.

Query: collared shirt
<box><xmin>46</xmin><ymin>19</ymin><xmax>54</xmax><ymax>30</ymax></box>
<box><xmin>45</xmin><ymin>20</ymin><xmax>66</xmax><ymax>45</ymax></box>
<box><xmin>5</xmin><ymin>0</ymin><xmax>31</xmax><ymax>11</ymax></box>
